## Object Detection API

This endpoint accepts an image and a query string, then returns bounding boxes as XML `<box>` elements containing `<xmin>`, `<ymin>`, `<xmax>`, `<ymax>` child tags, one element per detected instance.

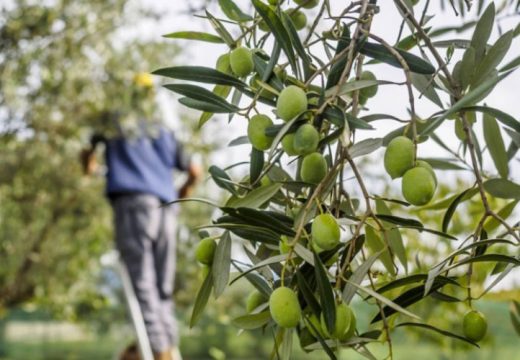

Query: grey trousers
<box><xmin>111</xmin><ymin>194</ymin><xmax>178</xmax><ymax>352</ymax></box>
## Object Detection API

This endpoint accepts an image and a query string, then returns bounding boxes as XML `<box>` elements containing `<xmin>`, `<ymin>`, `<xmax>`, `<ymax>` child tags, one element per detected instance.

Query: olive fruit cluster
<box><xmin>258</xmin><ymin>0</ymin><xmax>320</xmax><ymax>32</ymax></box>
<box><xmin>266</xmin><ymin>286</ymin><xmax>358</xmax><ymax>343</ymax></box>
<box><xmin>384</xmin><ymin>136</ymin><xmax>437</xmax><ymax>206</ymax></box>
<box><xmin>245</xmin><ymin>82</ymin><xmax>330</xmax><ymax>187</ymax></box>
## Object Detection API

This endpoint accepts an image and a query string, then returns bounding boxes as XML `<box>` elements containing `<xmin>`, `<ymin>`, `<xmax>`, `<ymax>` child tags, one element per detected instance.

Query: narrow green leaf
<box><xmin>199</xmin><ymin>84</ymin><xmax>232</xmax><ymax>127</ymax></box>
<box><xmin>472</xmin><ymin>31</ymin><xmax>514</xmax><ymax>87</ymax></box>
<box><xmin>221</xmin><ymin>207</ymin><xmax>295</xmax><ymax>236</ymax></box>
<box><xmin>365</xmin><ymin>226</ymin><xmax>396</xmax><ymax>276</ymax></box>
<box><xmin>226</xmin><ymin>183</ymin><xmax>282</xmax><ymax>208</ymax></box>
<box><xmin>510</xmin><ymin>301</ymin><xmax>520</xmax><ymax>336</ymax></box>
<box><xmin>442</xmin><ymin>188</ymin><xmax>472</xmax><ymax>233</ymax></box>
<box><xmin>403</xmin><ymin>225</ymin><xmax>458</xmax><ymax>240</ymax></box>
<box><xmin>446</xmin><ymin>254</ymin><xmax>520</xmax><ymax>272</ymax></box>
<box><xmin>434</xmin><ymin>239</ymin><xmax>514</xmax><ymax>271</ymax></box>
<box><xmin>327</xmin><ymin>80</ymin><xmax>393</xmax><ymax>98</ymax></box>
<box><xmin>314</xmin><ymin>252</ymin><xmax>336</xmax><ymax>334</ymax></box>
<box><xmin>375</xmin><ymin>199</ymin><xmax>407</xmax><ymax>271</ymax></box>
<box><xmin>252</xmin><ymin>0</ymin><xmax>297</xmax><ymax>75</ymax></box>
<box><xmin>346</xmin><ymin>112</ymin><xmax>374</xmax><ymax>130</ymax></box>
<box><xmin>505</xmin><ymin>127</ymin><xmax>520</xmax><ymax>148</ymax></box>
<box><xmin>279</xmin><ymin>11</ymin><xmax>311</xmax><ymax>79</ymax></box>
<box><xmin>422</xmin><ymin>188</ymin><xmax>479</xmax><ymax>210</ymax></box>
<box><xmin>208</xmin><ymin>165</ymin><xmax>238</xmax><ymax>196</ymax></box>
<box><xmin>500</xmin><ymin>55</ymin><xmax>520</xmax><ymax>72</ymax></box>
<box><xmin>422</xmin><ymin>158</ymin><xmax>466</xmax><ymax>170</ymax></box>
<box><xmin>346</xmin><ymin>280</ymin><xmax>421</xmax><ymax>322</ymax></box>
<box><xmin>432</xmin><ymin>39</ymin><xmax>474</xmax><ymax>49</ymax></box>
<box><xmin>371</xmin><ymin>282</ymin><xmax>444</xmax><ymax>323</ymax></box>
<box><xmin>165</xmin><ymin>84</ymin><xmax>238</xmax><ymax>112</ymax></box>
<box><xmin>210</xmin><ymin>222</ymin><xmax>279</xmax><ymax>244</ymax></box>
<box><xmin>153</xmin><ymin>66</ymin><xmax>246</xmax><ymax>88</ymax></box>
<box><xmin>190</xmin><ymin>268</ymin><xmax>214</xmax><ymax>327</ymax></box>
<box><xmin>213</xmin><ymin>232</ymin><xmax>232</xmax><ymax>298</ymax></box>
<box><xmin>297</xmin><ymin>271</ymin><xmax>321</xmax><ymax>316</ymax></box>
<box><xmin>326</xmin><ymin>25</ymin><xmax>351</xmax><ymax>89</ymax></box>
<box><xmin>218</xmin><ymin>0</ymin><xmax>252</xmax><ymax>22</ymax></box>
<box><xmin>483</xmin><ymin>200</ymin><xmax>519</xmax><ymax>233</ymax></box>
<box><xmin>253</xmin><ymin>53</ymin><xmax>284</xmax><ymax>91</ymax></box>
<box><xmin>396</xmin><ymin>322</ymin><xmax>479</xmax><ymax>347</ymax></box>
<box><xmin>250</xmin><ymin>147</ymin><xmax>264</xmax><ymax>184</ymax></box>
<box><xmin>470</xmin><ymin>2</ymin><xmax>495</xmax><ymax>62</ymax></box>
<box><xmin>163</xmin><ymin>31</ymin><xmax>224</xmax><ymax>43</ymax></box>
<box><xmin>483</xmin><ymin>113</ymin><xmax>509</xmax><ymax>178</ymax></box>
<box><xmin>360</xmin><ymin>42</ymin><xmax>436</xmax><ymax>74</ymax></box>
<box><xmin>410</xmin><ymin>73</ymin><xmax>444</xmax><ymax>108</ymax></box>
<box><xmin>232</xmin><ymin>311</ymin><xmax>271</xmax><ymax>329</ymax></box>
<box><xmin>205</xmin><ymin>10</ymin><xmax>235</xmax><ymax>47</ymax></box>
<box><xmin>465</xmin><ymin>105</ymin><xmax>520</xmax><ymax>132</ymax></box>
<box><xmin>373</xmin><ymin>275</ymin><xmax>459</xmax><ymax>296</ymax></box>
<box><xmin>342</xmin><ymin>250</ymin><xmax>383</xmax><ymax>304</ymax></box>
<box><xmin>232</xmin><ymin>262</ymin><xmax>273</xmax><ymax>297</ymax></box>
<box><xmin>375</xmin><ymin>214</ymin><xmax>423</xmax><ymax>228</ymax></box>
<box><xmin>178</xmin><ymin>97</ymin><xmax>232</xmax><ymax>113</ymax></box>
<box><xmin>230</xmin><ymin>254</ymin><xmax>286</xmax><ymax>286</ymax></box>
<box><xmin>459</xmin><ymin>47</ymin><xmax>476</xmax><ymax>90</ymax></box>
<box><xmin>483</xmin><ymin>179</ymin><xmax>520</xmax><ymax>199</ymax></box>
<box><xmin>349</xmin><ymin>138</ymin><xmax>383</xmax><ymax>158</ymax></box>
<box><xmin>420</xmin><ymin>70</ymin><xmax>513</xmax><ymax>135</ymax></box>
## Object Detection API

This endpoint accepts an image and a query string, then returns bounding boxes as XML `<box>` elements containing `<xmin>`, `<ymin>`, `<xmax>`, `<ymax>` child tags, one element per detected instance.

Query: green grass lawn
<box><xmin>1</xmin><ymin>338</ymin><xmax>519</xmax><ymax>360</ymax></box>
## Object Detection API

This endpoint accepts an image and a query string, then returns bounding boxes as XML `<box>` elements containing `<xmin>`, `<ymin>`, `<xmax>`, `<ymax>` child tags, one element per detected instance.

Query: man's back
<box><xmin>93</xmin><ymin>126</ymin><xmax>188</xmax><ymax>202</ymax></box>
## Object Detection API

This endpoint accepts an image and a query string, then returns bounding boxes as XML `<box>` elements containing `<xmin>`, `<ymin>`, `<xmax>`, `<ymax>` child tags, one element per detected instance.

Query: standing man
<box><xmin>82</xmin><ymin>73</ymin><xmax>201</xmax><ymax>360</ymax></box>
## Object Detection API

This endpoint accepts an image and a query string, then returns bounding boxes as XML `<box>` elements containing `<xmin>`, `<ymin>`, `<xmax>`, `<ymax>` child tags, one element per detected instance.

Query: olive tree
<box><xmin>155</xmin><ymin>0</ymin><xmax>520</xmax><ymax>358</ymax></box>
<box><xmin>0</xmin><ymin>0</ymin><xmax>185</xmax><ymax>316</ymax></box>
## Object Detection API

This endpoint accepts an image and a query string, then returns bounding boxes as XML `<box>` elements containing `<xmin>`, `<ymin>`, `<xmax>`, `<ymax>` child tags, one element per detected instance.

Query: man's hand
<box><xmin>80</xmin><ymin>148</ymin><xmax>98</xmax><ymax>175</ymax></box>
<box><xmin>178</xmin><ymin>163</ymin><xmax>202</xmax><ymax>199</ymax></box>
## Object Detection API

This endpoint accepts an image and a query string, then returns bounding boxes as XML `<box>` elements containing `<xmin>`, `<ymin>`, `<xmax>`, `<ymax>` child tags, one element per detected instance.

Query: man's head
<box><xmin>133</xmin><ymin>72</ymin><xmax>154</xmax><ymax>89</ymax></box>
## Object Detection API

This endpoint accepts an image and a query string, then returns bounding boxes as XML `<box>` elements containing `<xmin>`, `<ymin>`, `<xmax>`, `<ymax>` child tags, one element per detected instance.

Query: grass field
<box><xmin>1</xmin><ymin>299</ymin><xmax>518</xmax><ymax>359</ymax></box>
<box><xmin>1</xmin><ymin>340</ymin><xmax>519</xmax><ymax>360</ymax></box>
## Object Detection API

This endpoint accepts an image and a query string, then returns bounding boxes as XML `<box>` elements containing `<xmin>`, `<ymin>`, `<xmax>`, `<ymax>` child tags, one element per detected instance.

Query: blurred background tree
<box><xmin>1</xmin><ymin>0</ymin><xmax>519</xmax><ymax>359</ymax></box>
<box><xmin>0</xmin><ymin>0</ymin><xmax>195</xmax><ymax>314</ymax></box>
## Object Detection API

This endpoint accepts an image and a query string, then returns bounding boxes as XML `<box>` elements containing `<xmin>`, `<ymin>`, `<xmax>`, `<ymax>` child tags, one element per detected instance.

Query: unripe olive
<box><xmin>229</xmin><ymin>47</ymin><xmax>254</xmax><ymax>77</ymax></box>
<box><xmin>247</xmin><ymin>114</ymin><xmax>274</xmax><ymax>151</ymax></box>
<box><xmin>276</xmin><ymin>85</ymin><xmax>308</xmax><ymax>121</ymax></box>
<box><xmin>286</xmin><ymin>8</ymin><xmax>307</xmax><ymax>30</ymax></box>
<box><xmin>293</xmin><ymin>124</ymin><xmax>319</xmax><ymax>155</ymax></box>
<box><xmin>246</xmin><ymin>290</ymin><xmax>268</xmax><ymax>313</ymax></box>
<box><xmin>311</xmin><ymin>213</ymin><xmax>340</xmax><ymax>250</ymax></box>
<box><xmin>402</xmin><ymin>167</ymin><xmax>436</xmax><ymax>206</ymax></box>
<box><xmin>416</xmin><ymin>160</ymin><xmax>437</xmax><ymax>186</ymax></box>
<box><xmin>320</xmin><ymin>303</ymin><xmax>351</xmax><ymax>339</ymax></box>
<box><xmin>463</xmin><ymin>310</ymin><xmax>487</xmax><ymax>342</ymax></box>
<box><xmin>384</xmin><ymin>136</ymin><xmax>414</xmax><ymax>179</ymax></box>
<box><xmin>195</xmin><ymin>238</ymin><xmax>217</xmax><ymax>265</ymax></box>
<box><xmin>281</xmin><ymin>133</ymin><xmax>299</xmax><ymax>156</ymax></box>
<box><xmin>360</xmin><ymin>71</ymin><xmax>378</xmax><ymax>98</ymax></box>
<box><xmin>294</xmin><ymin>0</ymin><xmax>319</xmax><ymax>9</ymax></box>
<box><xmin>269</xmin><ymin>287</ymin><xmax>301</xmax><ymax>328</ymax></box>
<box><xmin>300</xmin><ymin>152</ymin><xmax>327</xmax><ymax>184</ymax></box>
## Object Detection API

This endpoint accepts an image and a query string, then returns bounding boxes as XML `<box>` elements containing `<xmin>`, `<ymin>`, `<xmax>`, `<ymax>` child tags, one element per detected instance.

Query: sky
<box><xmin>136</xmin><ymin>0</ymin><xmax>520</xmax><ymax>290</ymax></box>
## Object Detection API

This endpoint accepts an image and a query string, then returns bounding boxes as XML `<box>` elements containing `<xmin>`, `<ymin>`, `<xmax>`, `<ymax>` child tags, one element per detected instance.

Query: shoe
<box><xmin>153</xmin><ymin>351</ymin><xmax>172</xmax><ymax>360</ymax></box>
<box><xmin>119</xmin><ymin>343</ymin><xmax>141</xmax><ymax>360</ymax></box>
<box><xmin>171</xmin><ymin>347</ymin><xmax>183</xmax><ymax>360</ymax></box>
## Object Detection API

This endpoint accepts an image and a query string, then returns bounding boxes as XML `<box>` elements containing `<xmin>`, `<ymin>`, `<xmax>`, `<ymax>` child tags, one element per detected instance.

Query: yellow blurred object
<box><xmin>133</xmin><ymin>72</ymin><xmax>154</xmax><ymax>88</ymax></box>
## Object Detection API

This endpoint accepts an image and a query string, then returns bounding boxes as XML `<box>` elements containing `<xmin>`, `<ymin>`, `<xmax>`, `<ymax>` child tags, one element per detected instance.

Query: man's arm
<box><xmin>178</xmin><ymin>162</ymin><xmax>202</xmax><ymax>199</ymax></box>
<box><xmin>173</xmin><ymin>138</ymin><xmax>202</xmax><ymax>199</ymax></box>
<box><xmin>80</xmin><ymin>134</ymin><xmax>104</xmax><ymax>175</ymax></box>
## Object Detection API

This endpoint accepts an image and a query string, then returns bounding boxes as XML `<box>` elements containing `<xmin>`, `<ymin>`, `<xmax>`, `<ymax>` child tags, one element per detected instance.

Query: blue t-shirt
<box><xmin>94</xmin><ymin>127</ymin><xmax>189</xmax><ymax>202</ymax></box>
